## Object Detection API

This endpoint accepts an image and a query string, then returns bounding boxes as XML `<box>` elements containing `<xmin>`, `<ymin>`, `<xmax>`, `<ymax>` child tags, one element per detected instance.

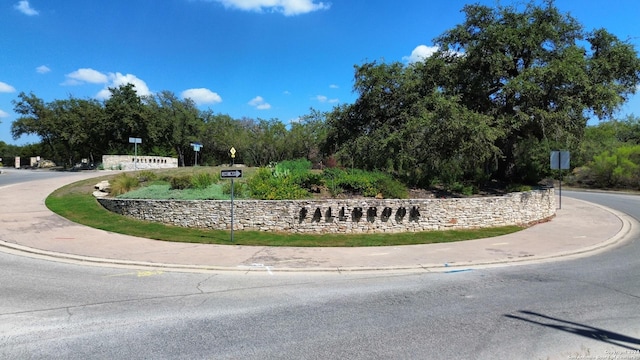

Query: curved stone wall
<box><xmin>97</xmin><ymin>188</ymin><xmax>555</xmax><ymax>234</ymax></box>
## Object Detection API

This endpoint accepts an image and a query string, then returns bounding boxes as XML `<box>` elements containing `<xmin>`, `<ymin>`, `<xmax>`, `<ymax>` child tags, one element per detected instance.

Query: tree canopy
<box><xmin>7</xmin><ymin>1</ymin><xmax>640</xmax><ymax>189</ymax></box>
<box><xmin>323</xmin><ymin>0</ymin><xmax>640</xmax><ymax>186</ymax></box>
<box><xmin>10</xmin><ymin>86</ymin><xmax>327</xmax><ymax>168</ymax></box>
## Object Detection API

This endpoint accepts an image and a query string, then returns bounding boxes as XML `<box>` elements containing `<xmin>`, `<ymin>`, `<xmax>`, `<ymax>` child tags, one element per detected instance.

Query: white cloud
<box><xmin>63</xmin><ymin>68</ymin><xmax>109</xmax><ymax>85</ymax></box>
<box><xmin>403</xmin><ymin>45</ymin><xmax>439</xmax><ymax>63</ymax></box>
<box><xmin>62</xmin><ymin>67</ymin><xmax>151</xmax><ymax>100</ymax></box>
<box><xmin>95</xmin><ymin>89</ymin><xmax>111</xmax><ymax>100</ymax></box>
<box><xmin>248</xmin><ymin>96</ymin><xmax>271</xmax><ymax>110</ymax></box>
<box><xmin>329</xmin><ymin>84</ymin><xmax>339</xmax><ymax>89</ymax></box>
<box><xmin>96</xmin><ymin>72</ymin><xmax>151</xmax><ymax>99</ymax></box>
<box><xmin>0</xmin><ymin>81</ymin><xmax>16</xmax><ymax>93</ymax></box>
<box><xmin>111</xmin><ymin>73</ymin><xmax>151</xmax><ymax>95</ymax></box>
<box><xmin>181</xmin><ymin>88</ymin><xmax>223</xmax><ymax>105</ymax></box>
<box><xmin>213</xmin><ymin>0</ymin><xmax>330</xmax><ymax>16</ymax></box>
<box><xmin>14</xmin><ymin>1</ymin><xmax>38</xmax><ymax>16</ymax></box>
<box><xmin>315</xmin><ymin>94</ymin><xmax>338</xmax><ymax>103</ymax></box>
<box><xmin>0</xmin><ymin>109</ymin><xmax>9</xmax><ymax>118</ymax></box>
<box><xmin>36</xmin><ymin>65</ymin><xmax>51</xmax><ymax>74</ymax></box>
<box><xmin>403</xmin><ymin>44</ymin><xmax>464</xmax><ymax>63</ymax></box>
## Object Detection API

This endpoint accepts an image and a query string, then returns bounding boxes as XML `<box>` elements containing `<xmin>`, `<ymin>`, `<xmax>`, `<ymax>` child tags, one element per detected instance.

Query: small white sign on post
<box><xmin>129</xmin><ymin>137</ymin><xmax>142</xmax><ymax>170</ymax></box>
<box><xmin>190</xmin><ymin>142</ymin><xmax>202</xmax><ymax>166</ymax></box>
<box><xmin>220</xmin><ymin>170</ymin><xmax>243</xmax><ymax>178</ymax></box>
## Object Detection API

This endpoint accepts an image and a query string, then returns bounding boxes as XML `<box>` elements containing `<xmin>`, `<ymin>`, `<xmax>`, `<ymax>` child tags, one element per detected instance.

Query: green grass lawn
<box><xmin>45</xmin><ymin>170</ymin><xmax>524</xmax><ymax>247</ymax></box>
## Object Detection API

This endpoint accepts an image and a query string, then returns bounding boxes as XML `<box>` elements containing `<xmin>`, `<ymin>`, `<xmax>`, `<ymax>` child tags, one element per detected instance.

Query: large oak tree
<box><xmin>324</xmin><ymin>0</ymin><xmax>640</xmax><ymax>185</ymax></box>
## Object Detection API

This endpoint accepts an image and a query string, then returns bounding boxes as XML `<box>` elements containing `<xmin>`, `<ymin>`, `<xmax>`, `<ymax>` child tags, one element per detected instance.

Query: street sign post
<box><xmin>190</xmin><ymin>142</ymin><xmax>202</xmax><ymax>166</ymax></box>
<box><xmin>221</xmin><ymin>168</ymin><xmax>242</xmax><ymax>242</ymax></box>
<box><xmin>224</xmin><ymin>147</ymin><xmax>238</xmax><ymax>242</ymax></box>
<box><xmin>129</xmin><ymin>137</ymin><xmax>142</xmax><ymax>170</ymax></box>
<box><xmin>550</xmin><ymin>150</ymin><xmax>570</xmax><ymax>209</ymax></box>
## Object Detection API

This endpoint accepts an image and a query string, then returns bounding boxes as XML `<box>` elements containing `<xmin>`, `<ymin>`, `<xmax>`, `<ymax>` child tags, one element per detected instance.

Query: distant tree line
<box><xmin>3</xmin><ymin>0</ymin><xmax>640</xmax><ymax>190</ymax></box>
<box><xmin>571</xmin><ymin>116</ymin><xmax>640</xmax><ymax>188</ymax></box>
<box><xmin>8</xmin><ymin>84</ymin><xmax>328</xmax><ymax>168</ymax></box>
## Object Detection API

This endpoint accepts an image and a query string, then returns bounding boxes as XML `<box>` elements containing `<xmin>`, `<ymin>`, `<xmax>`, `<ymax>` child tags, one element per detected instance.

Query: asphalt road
<box><xmin>0</xmin><ymin>167</ymin><xmax>85</xmax><ymax>187</ymax></box>
<box><xmin>1</xmin><ymin>171</ymin><xmax>639</xmax><ymax>359</ymax></box>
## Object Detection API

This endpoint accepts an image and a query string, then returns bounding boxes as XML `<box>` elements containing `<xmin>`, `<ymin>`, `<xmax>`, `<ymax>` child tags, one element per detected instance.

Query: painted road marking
<box><xmin>105</xmin><ymin>270</ymin><xmax>164</xmax><ymax>278</ymax></box>
<box><xmin>239</xmin><ymin>263</ymin><xmax>274</xmax><ymax>275</ymax></box>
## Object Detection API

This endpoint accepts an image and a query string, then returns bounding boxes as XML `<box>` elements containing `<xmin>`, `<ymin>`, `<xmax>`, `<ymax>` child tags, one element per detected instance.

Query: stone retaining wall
<box><xmin>102</xmin><ymin>155</ymin><xmax>178</xmax><ymax>170</ymax></box>
<box><xmin>97</xmin><ymin>188</ymin><xmax>555</xmax><ymax>234</ymax></box>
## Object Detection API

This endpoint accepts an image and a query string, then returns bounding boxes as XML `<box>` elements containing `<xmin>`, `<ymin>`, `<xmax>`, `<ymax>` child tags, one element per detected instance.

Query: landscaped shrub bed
<box><xmin>112</xmin><ymin>159</ymin><xmax>410</xmax><ymax>201</ymax></box>
<box><xmin>247</xmin><ymin>159</ymin><xmax>409</xmax><ymax>200</ymax></box>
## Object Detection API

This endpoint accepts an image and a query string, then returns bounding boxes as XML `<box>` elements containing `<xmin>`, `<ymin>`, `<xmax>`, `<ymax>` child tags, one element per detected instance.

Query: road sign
<box><xmin>129</xmin><ymin>137</ymin><xmax>142</xmax><ymax>170</ymax></box>
<box><xmin>550</xmin><ymin>150</ymin><xmax>570</xmax><ymax>210</ymax></box>
<box><xmin>190</xmin><ymin>142</ymin><xmax>202</xmax><ymax>152</ymax></box>
<box><xmin>550</xmin><ymin>151</ymin><xmax>570</xmax><ymax>170</ymax></box>
<box><xmin>221</xmin><ymin>169</ymin><xmax>242</xmax><ymax>178</ymax></box>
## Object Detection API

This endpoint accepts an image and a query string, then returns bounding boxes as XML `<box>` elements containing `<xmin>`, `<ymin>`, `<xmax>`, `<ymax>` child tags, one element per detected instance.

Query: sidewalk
<box><xmin>0</xmin><ymin>171</ymin><xmax>634</xmax><ymax>273</ymax></box>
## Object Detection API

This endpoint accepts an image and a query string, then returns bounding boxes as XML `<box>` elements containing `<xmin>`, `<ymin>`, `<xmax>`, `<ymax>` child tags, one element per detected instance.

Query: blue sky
<box><xmin>1</xmin><ymin>0</ymin><xmax>639</xmax><ymax>145</ymax></box>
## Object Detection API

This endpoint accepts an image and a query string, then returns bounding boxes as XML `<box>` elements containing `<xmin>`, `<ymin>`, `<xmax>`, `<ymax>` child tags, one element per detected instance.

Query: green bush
<box><xmin>276</xmin><ymin>158</ymin><xmax>312</xmax><ymax>174</ymax></box>
<box><xmin>589</xmin><ymin>145</ymin><xmax>640</xmax><ymax>188</ymax></box>
<box><xmin>376</xmin><ymin>176</ymin><xmax>409</xmax><ymax>198</ymax></box>
<box><xmin>447</xmin><ymin>181</ymin><xmax>478</xmax><ymax>196</ymax></box>
<box><xmin>136</xmin><ymin>170</ymin><xmax>158</xmax><ymax>183</ymax></box>
<box><xmin>247</xmin><ymin>167</ymin><xmax>309</xmax><ymax>200</ymax></box>
<box><xmin>170</xmin><ymin>175</ymin><xmax>193</xmax><ymax>190</ymax></box>
<box><xmin>110</xmin><ymin>173</ymin><xmax>140</xmax><ymax>196</ymax></box>
<box><xmin>222</xmin><ymin>180</ymin><xmax>247</xmax><ymax>197</ymax></box>
<box><xmin>322</xmin><ymin>168</ymin><xmax>408</xmax><ymax>198</ymax></box>
<box><xmin>191</xmin><ymin>172</ymin><xmax>218</xmax><ymax>189</ymax></box>
<box><xmin>506</xmin><ymin>184</ymin><xmax>533</xmax><ymax>193</ymax></box>
<box><xmin>300</xmin><ymin>171</ymin><xmax>324</xmax><ymax>190</ymax></box>
<box><xmin>248</xmin><ymin>164</ymin><xmax>409</xmax><ymax>200</ymax></box>
<box><xmin>324</xmin><ymin>168</ymin><xmax>377</xmax><ymax>196</ymax></box>
<box><xmin>273</xmin><ymin>159</ymin><xmax>318</xmax><ymax>186</ymax></box>
<box><xmin>247</xmin><ymin>159</ymin><xmax>321</xmax><ymax>200</ymax></box>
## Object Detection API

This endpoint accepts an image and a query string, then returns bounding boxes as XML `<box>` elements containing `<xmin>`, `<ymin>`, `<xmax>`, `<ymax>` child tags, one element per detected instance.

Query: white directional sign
<box><xmin>190</xmin><ymin>142</ymin><xmax>202</xmax><ymax>152</ymax></box>
<box><xmin>221</xmin><ymin>169</ymin><xmax>243</xmax><ymax>178</ymax></box>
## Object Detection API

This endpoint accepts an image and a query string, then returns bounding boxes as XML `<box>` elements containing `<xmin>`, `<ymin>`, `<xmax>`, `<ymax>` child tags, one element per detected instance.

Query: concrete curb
<box><xmin>1</xmin><ymin>198</ymin><xmax>635</xmax><ymax>274</ymax></box>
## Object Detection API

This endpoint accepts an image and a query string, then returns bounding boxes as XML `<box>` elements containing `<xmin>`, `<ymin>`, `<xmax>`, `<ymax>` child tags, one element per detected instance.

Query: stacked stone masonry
<box><xmin>97</xmin><ymin>188</ymin><xmax>555</xmax><ymax>234</ymax></box>
<box><xmin>102</xmin><ymin>155</ymin><xmax>178</xmax><ymax>171</ymax></box>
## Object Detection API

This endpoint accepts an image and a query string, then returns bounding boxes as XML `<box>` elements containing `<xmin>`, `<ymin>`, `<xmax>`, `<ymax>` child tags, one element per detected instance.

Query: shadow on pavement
<box><xmin>504</xmin><ymin>310</ymin><xmax>640</xmax><ymax>351</ymax></box>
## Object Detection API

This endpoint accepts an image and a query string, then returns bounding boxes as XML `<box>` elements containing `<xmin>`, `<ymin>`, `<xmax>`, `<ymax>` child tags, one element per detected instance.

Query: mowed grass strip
<box><xmin>45</xmin><ymin>174</ymin><xmax>524</xmax><ymax>247</ymax></box>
